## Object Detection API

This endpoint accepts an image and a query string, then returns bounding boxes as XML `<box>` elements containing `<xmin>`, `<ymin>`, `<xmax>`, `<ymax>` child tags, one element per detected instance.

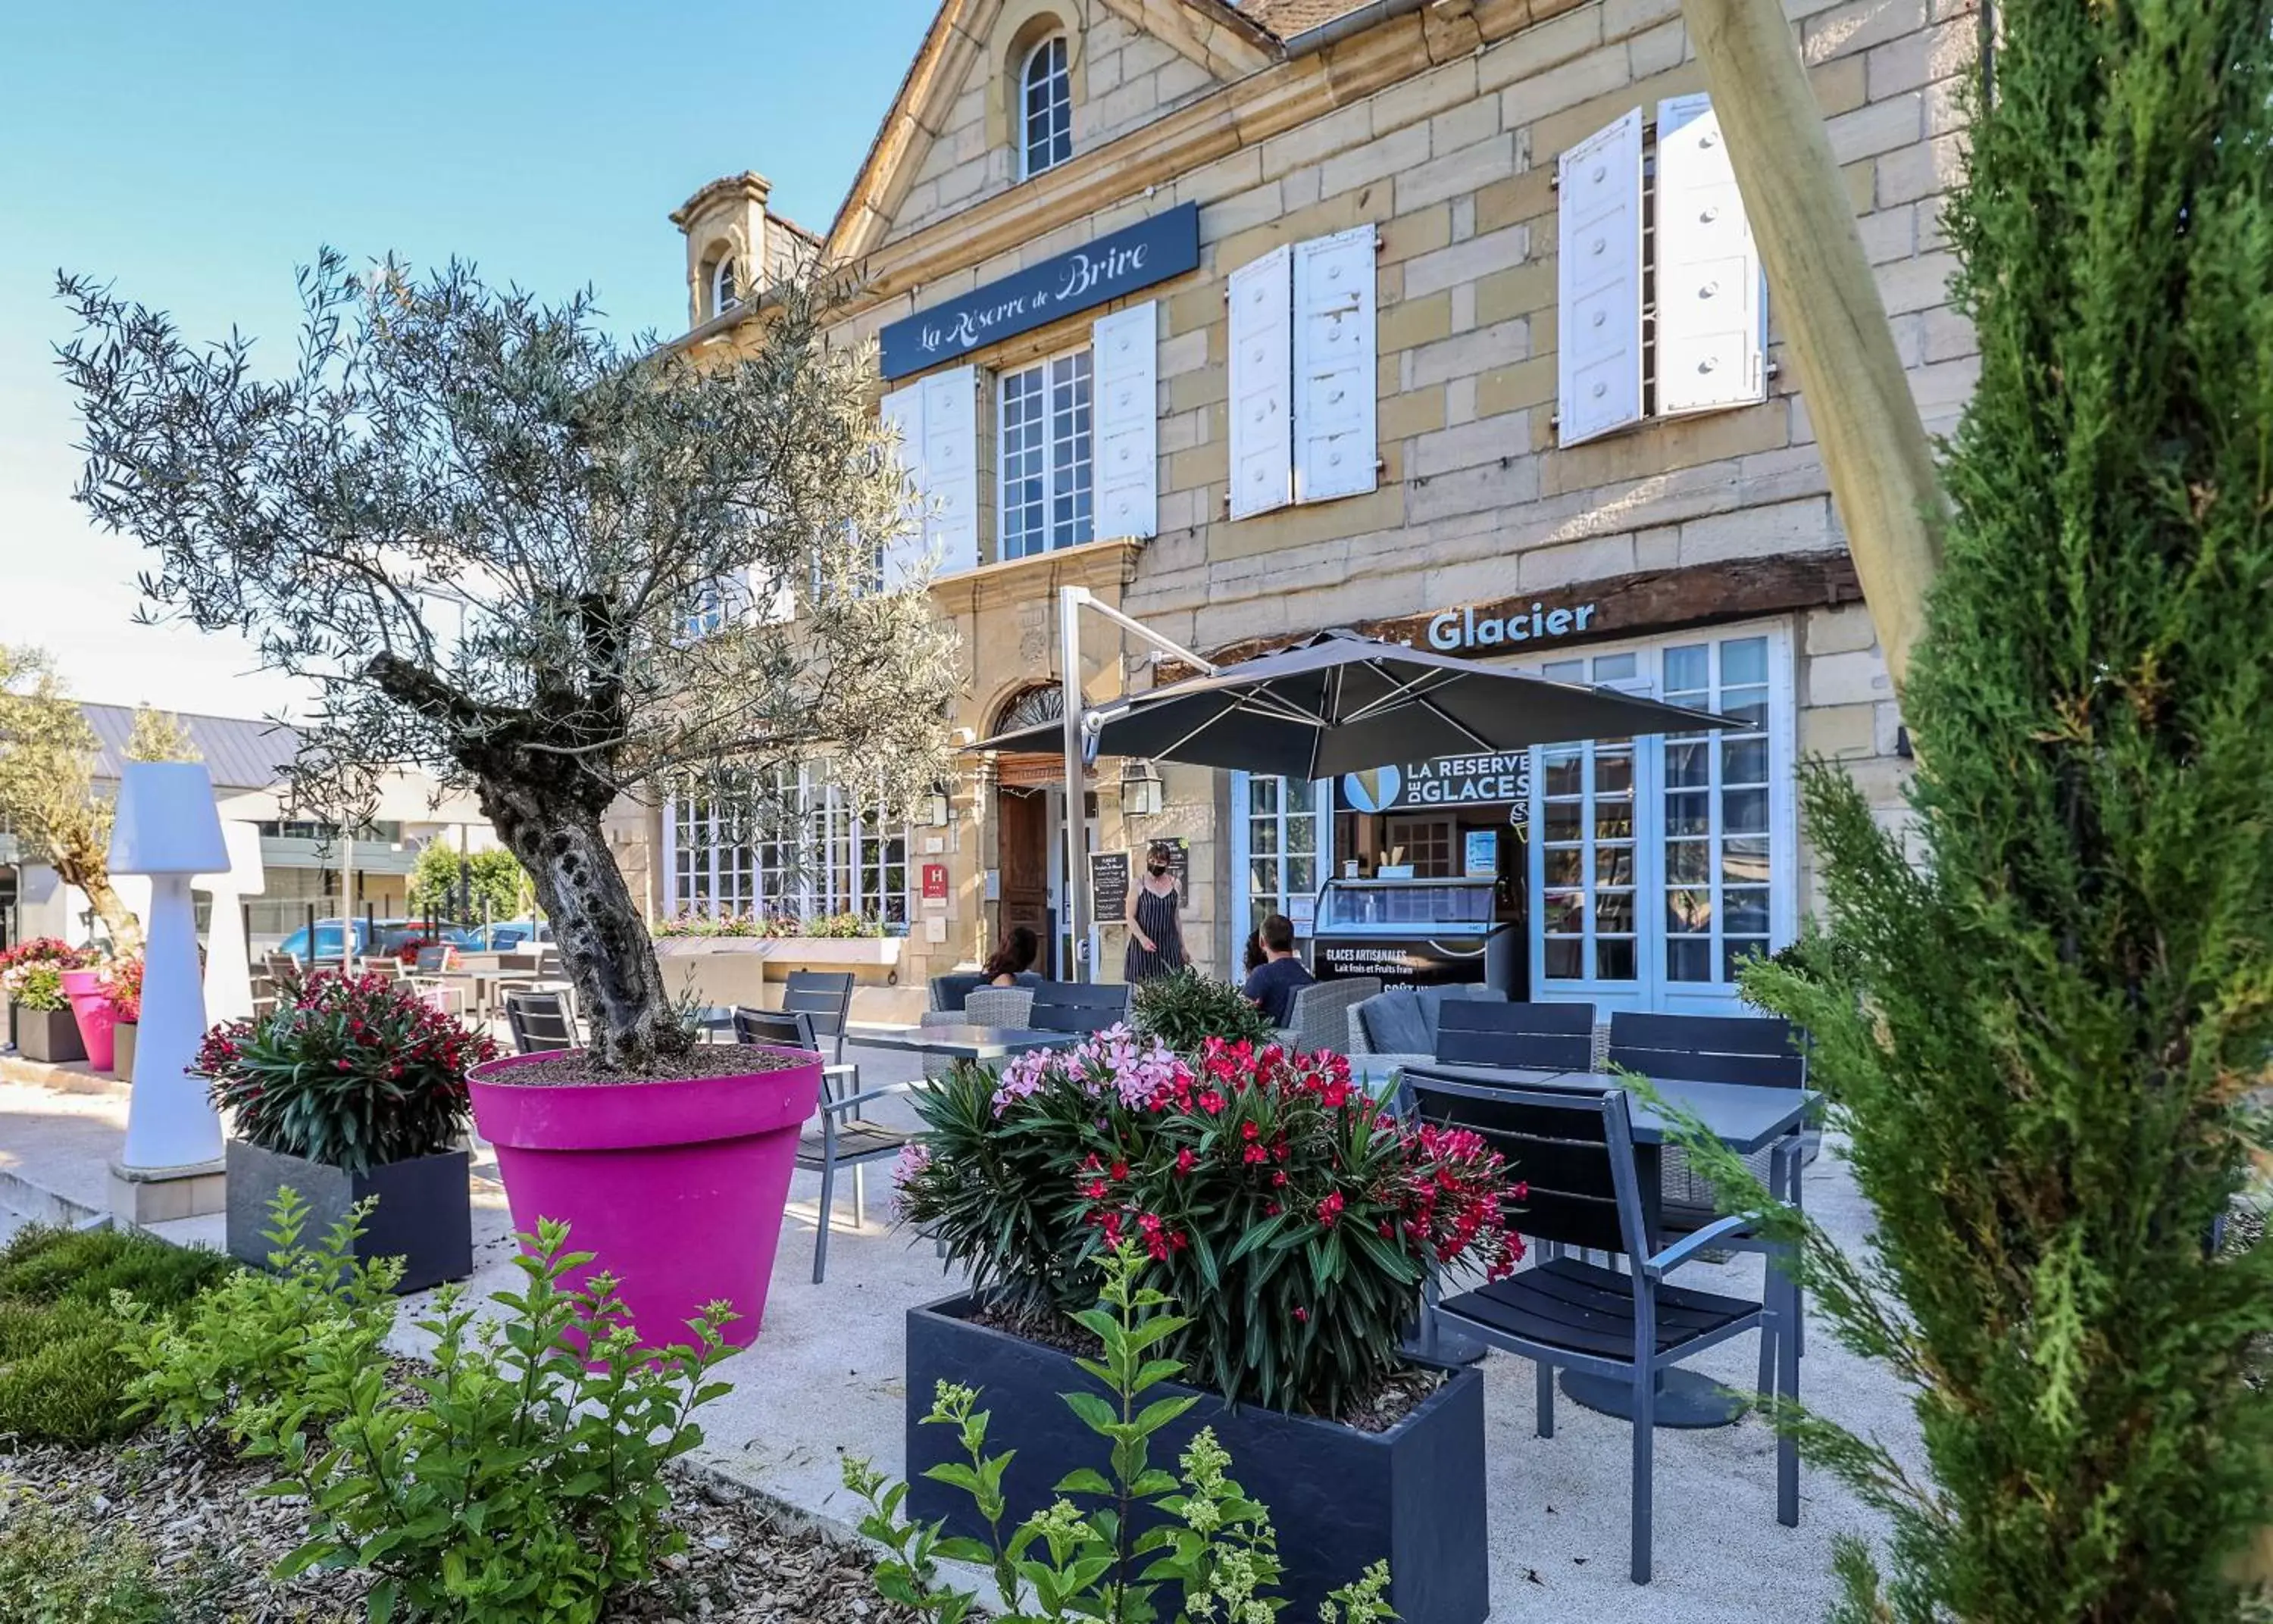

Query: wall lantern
<box><xmin>924</xmin><ymin>789</ymin><xmax>954</xmax><ymax>827</ymax></box>
<box><xmin>1121</xmin><ymin>758</ymin><xmax>1165</xmax><ymax>818</ymax></box>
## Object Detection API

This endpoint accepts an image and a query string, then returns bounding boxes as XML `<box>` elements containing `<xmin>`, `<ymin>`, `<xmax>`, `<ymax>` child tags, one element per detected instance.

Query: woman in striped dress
<box><xmin>1123</xmin><ymin>841</ymin><xmax>1188</xmax><ymax>982</ymax></box>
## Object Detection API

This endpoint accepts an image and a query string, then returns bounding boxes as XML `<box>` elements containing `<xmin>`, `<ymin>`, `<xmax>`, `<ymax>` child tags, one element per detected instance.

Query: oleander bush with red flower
<box><xmin>896</xmin><ymin>1026</ymin><xmax>1522</xmax><ymax>1418</ymax></box>
<box><xmin>98</xmin><ymin>954</ymin><xmax>142</xmax><ymax>1023</ymax></box>
<box><xmin>194</xmin><ymin>970</ymin><xmax>496</xmax><ymax>1175</ymax></box>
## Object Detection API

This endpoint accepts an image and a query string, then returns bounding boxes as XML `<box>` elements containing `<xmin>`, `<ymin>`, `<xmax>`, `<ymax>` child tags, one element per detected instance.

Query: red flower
<box><xmin>1243</xmin><ymin>1145</ymin><xmax>1267</xmax><ymax>1164</ymax></box>
<box><xmin>1293</xmin><ymin>1306</ymin><xmax>1309</xmax><ymax>1323</ymax></box>
<box><xmin>1175</xmin><ymin>1148</ymin><xmax>1196</xmax><ymax>1176</ymax></box>
<box><xmin>1240</xmin><ymin>1120</ymin><xmax>1261</xmax><ymax>1141</ymax></box>
<box><xmin>1317</xmin><ymin>1190</ymin><xmax>1346</xmax><ymax>1228</ymax></box>
<box><xmin>1110</xmin><ymin>1160</ymin><xmax>1128</xmax><ymax>1181</ymax></box>
<box><xmin>1271</xmin><ymin>1170</ymin><xmax>1287</xmax><ymax>1187</ymax></box>
<box><xmin>1198</xmin><ymin>1090</ymin><xmax>1226</xmax><ymax>1115</ymax></box>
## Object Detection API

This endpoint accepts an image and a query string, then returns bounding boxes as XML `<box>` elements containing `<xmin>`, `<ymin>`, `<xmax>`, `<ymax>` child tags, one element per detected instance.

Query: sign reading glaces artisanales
<box><xmin>879</xmin><ymin>203</ymin><xmax>1201</xmax><ymax>379</ymax></box>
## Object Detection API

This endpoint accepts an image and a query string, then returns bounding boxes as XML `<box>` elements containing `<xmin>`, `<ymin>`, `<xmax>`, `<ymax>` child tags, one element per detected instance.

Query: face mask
<box><xmin>1148</xmin><ymin>863</ymin><xmax>1168</xmax><ymax>876</ymax></box>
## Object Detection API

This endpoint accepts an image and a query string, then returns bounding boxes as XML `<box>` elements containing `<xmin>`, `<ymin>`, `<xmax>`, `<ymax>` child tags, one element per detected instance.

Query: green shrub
<box><xmin>117</xmin><ymin>1188</ymin><xmax>399</xmax><ymax>1447</ymax></box>
<box><xmin>0</xmin><ymin>1490</ymin><xmax>168</xmax><ymax>1623</ymax></box>
<box><xmin>844</xmin><ymin>1243</ymin><xmax>1393</xmax><ymax>1624</ymax></box>
<box><xmin>0</xmin><ymin>1225</ymin><xmax>233</xmax><ymax>1447</ymax></box>
<box><xmin>1727</xmin><ymin>0</ymin><xmax>2273</xmax><ymax>1616</ymax></box>
<box><xmin>0</xmin><ymin>1224</ymin><xmax>231</xmax><ymax>1310</ymax></box>
<box><xmin>133</xmin><ymin>1196</ymin><xmax>735</xmax><ymax>1624</ymax></box>
<box><xmin>1129</xmin><ymin>967</ymin><xmax>1277</xmax><ymax>1053</ymax></box>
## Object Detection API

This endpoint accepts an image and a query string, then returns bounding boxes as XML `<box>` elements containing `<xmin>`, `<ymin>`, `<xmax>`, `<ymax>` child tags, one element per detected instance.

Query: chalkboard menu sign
<box><xmin>1090</xmin><ymin>851</ymin><xmax>1130</xmax><ymax>920</ymax></box>
<box><xmin>1094</xmin><ymin>840</ymin><xmax>1190</xmax><ymax>921</ymax></box>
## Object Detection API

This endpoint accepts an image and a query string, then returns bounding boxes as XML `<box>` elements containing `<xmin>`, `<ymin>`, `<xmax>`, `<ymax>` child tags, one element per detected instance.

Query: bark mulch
<box><xmin>0</xmin><ymin>1430</ymin><xmax>912</xmax><ymax>1623</ymax></box>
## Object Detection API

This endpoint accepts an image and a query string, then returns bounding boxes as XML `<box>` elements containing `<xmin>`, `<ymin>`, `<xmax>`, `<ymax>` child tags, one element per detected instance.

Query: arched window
<box><xmin>1020</xmin><ymin>35</ymin><xmax>1071</xmax><ymax>179</ymax></box>
<box><xmin>709</xmin><ymin>256</ymin><xmax>741</xmax><ymax>318</ymax></box>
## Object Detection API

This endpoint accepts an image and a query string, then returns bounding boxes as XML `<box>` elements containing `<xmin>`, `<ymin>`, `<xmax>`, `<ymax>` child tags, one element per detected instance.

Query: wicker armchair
<box><xmin>1271</xmin><ymin>976</ymin><xmax>1379</xmax><ymax>1055</ymax></box>
<box><xmin>915</xmin><ymin>985</ymin><xmax>1036</xmax><ymax>1077</ymax></box>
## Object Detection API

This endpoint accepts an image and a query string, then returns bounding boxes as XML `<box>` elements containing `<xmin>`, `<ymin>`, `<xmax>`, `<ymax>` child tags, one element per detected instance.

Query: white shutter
<box><xmin>877</xmin><ymin>381</ymin><xmax>927</xmax><ymax>589</ymax></box>
<box><xmin>1654</xmin><ymin>96</ymin><xmax>1768</xmax><ymax>415</ymax></box>
<box><xmin>748</xmin><ymin>561</ymin><xmax>794</xmax><ymax>623</ymax></box>
<box><xmin>1555</xmin><ymin>108</ymin><xmax>1645</xmax><ymax>447</ymax></box>
<box><xmin>1091</xmin><ymin>303</ymin><xmax>1158</xmax><ymax>539</ymax></box>
<box><xmin>1293</xmin><ymin>226</ymin><xmax>1377</xmax><ymax>504</ymax></box>
<box><xmin>918</xmin><ymin>366</ymin><xmax>980</xmax><ymax>575</ymax></box>
<box><xmin>1227</xmin><ymin>245</ymin><xmax>1293</xmax><ymax>520</ymax></box>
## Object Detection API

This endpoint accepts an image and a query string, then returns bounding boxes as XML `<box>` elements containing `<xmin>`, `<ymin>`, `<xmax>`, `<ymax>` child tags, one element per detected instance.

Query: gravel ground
<box><xmin>0</xmin><ymin>1432</ymin><xmax>916</xmax><ymax>1623</ymax></box>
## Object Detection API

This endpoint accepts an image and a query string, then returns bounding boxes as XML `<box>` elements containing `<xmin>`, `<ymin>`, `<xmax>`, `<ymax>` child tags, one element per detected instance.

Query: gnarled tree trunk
<box><xmin>55</xmin><ymin>848</ymin><xmax>143</xmax><ymax>957</ymax></box>
<box><xmin>480</xmin><ymin>786</ymin><xmax>689</xmax><ymax>1075</ymax></box>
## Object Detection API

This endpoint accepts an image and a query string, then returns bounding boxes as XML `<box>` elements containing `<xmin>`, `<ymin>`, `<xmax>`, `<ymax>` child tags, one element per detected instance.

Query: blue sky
<box><xmin>0</xmin><ymin>0</ymin><xmax>938</xmax><ymax>714</ymax></box>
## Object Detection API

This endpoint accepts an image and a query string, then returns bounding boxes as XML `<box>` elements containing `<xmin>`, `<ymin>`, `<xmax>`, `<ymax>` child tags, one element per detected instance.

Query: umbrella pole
<box><xmin>1059</xmin><ymin>587</ymin><xmax>1094</xmax><ymax>983</ymax></box>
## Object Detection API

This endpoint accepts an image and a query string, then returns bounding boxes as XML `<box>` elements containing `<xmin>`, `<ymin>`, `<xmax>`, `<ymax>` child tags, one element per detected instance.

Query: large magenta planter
<box><xmin>466</xmin><ymin>1046</ymin><xmax>818</xmax><ymax>1354</ymax></box>
<box><xmin>59</xmin><ymin>969</ymin><xmax>118</xmax><ymax>1073</ymax></box>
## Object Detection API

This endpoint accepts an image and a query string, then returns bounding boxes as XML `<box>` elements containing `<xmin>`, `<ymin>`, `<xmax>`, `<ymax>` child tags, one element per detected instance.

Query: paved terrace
<box><xmin>0</xmin><ymin>1042</ymin><xmax>1920</xmax><ymax>1624</ymax></box>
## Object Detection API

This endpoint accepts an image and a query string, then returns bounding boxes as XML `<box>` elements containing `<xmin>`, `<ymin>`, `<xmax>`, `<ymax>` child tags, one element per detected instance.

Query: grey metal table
<box><xmin>1396</xmin><ymin>1061</ymin><xmax>1818</xmax><ymax>1427</ymax></box>
<box><xmin>844</xmin><ymin>1023</ymin><xmax>1082</xmax><ymax>1063</ymax></box>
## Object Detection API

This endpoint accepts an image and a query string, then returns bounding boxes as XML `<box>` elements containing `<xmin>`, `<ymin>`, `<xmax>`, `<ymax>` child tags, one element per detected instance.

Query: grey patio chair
<box><xmin>1271</xmin><ymin>975</ymin><xmax>1378</xmax><ymax>1054</ymax></box>
<box><xmin>1025</xmin><ymin>979</ymin><xmax>1133</xmax><ymax>1034</ymax></box>
<box><xmin>1406</xmin><ymin>1071</ymin><xmax>1797</xmax><ymax>1585</ymax></box>
<box><xmin>755</xmin><ymin>972</ymin><xmax>859</xmax><ymax>1113</ymax></box>
<box><xmin>1434</xmin><ymin>999</ymin><xmax>1597</xmax><ymax>1070</ymax></box>
<box><xmin>504</xmin><ymin>992</ymin><xmax>576</xmax><ymax>1054</ymax></box>
<box><xmin>734</xmin><ymin>1006</ymin><xmax>918</xmax><ymax>1285</ymax></box>
<box><xmin>1608</xmin><ymin>1010</ymin><xmax>1812</xmax><ymax>1390</ymax></box>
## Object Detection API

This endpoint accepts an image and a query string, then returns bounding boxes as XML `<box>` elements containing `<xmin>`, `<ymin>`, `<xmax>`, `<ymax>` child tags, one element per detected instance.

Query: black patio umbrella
<box><xmin>969</xmin><ymin>628</ymin><xmax>1737</xmax><ymax>779</ymax></box>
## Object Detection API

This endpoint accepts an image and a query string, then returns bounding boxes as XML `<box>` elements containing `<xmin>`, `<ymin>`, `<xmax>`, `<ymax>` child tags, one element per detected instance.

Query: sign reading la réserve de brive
<box><xmin>879</xmin><ymin>203</ymin><xmax>1200</xmax><ymax>379</ymax></box>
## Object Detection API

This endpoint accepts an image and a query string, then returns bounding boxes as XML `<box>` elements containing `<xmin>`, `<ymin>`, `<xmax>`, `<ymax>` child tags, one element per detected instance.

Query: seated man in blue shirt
<box><xmin>1240</xmin><ymin>913</ymin><xmax>1315</xmax><ymax>1029</ymax></box>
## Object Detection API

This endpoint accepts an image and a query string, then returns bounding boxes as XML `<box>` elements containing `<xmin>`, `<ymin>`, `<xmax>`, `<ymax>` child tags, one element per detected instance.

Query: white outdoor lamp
<box><xmin>196</xmin><ymin>822</ymin><xmax>266</xmax><ymax>1026</ymax></box>
<box><xmin>1120</xmin><ymin>758</ymin><xmax>1165</xmax><ymax>819</ymax></box>
<box><xmin>110</xmin><ymin>763</ymin><xmax>230</xmax><ymax>1172</ymax></box>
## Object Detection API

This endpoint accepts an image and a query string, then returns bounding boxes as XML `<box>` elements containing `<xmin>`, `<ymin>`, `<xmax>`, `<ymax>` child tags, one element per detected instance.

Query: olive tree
<box><xmin>58</xmin><ymin>252</ymin><xmax>958</xmax><ymax>1072</ymax></box>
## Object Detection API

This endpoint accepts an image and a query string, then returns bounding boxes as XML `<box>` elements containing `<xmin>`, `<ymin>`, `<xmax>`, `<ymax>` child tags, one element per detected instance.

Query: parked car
<box><xmin>275</xmin><ymin>919</ymin><xmax>478</xmax><ymax>965</ymax></box>
<box><xmin>461</xmin><ymin>918</ymin><xmax>553</xmax><ymax>951</ymax></box>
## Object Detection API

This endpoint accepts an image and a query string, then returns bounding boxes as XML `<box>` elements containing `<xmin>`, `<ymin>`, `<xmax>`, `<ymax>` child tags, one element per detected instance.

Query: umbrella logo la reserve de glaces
<box><xmin>1342</xmin><ymin>765</ymin><xmax>1402</xmax><ymax>814</ymax></box>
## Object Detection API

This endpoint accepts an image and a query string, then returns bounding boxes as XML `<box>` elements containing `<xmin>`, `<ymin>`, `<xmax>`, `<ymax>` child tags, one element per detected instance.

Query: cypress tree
<box><xmin>1745</xmin><ymin>0</ymin><xmax>2273</xmax><ymax>1617</ymax></box>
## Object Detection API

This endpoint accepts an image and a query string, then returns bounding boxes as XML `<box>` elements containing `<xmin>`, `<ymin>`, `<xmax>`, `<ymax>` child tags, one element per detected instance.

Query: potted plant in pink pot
<box><xmin>2</xmin><ymin>939</ymin><xmax>92</xmax><ymax>1063</ymax></box>
<box><xmin>60</xmin><ymin>958</ymin><xmax>121</xmax><ymax>1072</ymax></box>
<box><xmin>63</xmin><ymin>259</ymin><xmax>955</xmax><ymax>1354</ymax></box>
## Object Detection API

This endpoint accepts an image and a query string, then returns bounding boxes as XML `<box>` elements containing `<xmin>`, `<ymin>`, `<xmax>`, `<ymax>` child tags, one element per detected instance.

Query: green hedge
<box><xmin>0</xmin><ymin>1224</ymin><xmax>233</xmax><ymax>1446</ymax></box>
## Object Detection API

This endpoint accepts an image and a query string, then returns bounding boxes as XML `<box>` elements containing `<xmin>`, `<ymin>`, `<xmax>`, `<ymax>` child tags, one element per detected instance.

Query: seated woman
<box><xmin>984</xmin><ymin>925</ymin><xmax>1040</xmax><ymax>987</ymax></box>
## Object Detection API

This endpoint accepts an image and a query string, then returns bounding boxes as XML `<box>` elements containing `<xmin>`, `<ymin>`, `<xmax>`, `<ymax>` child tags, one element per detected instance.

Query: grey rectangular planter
<box><xmin>13</xmin><ymin>1004</ymin><xmax>86</xmax><ymax>1064</ymax></box>
<box><xmin>906</xmin><ymin>1293</ymin><xmax>1489</xmax><ymax>1624</ymax></box>
<box><xmin>227</xmin><ymin>1140</ymin><xmax>472</xmax><ymax>1292</ymax></box>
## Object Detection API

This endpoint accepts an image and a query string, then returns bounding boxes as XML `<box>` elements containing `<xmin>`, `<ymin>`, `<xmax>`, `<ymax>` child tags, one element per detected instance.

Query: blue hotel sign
<box><xmin>880</xmin><ymin>202</ymin><xmax>1200</xmax><ymax>379</ymax></box>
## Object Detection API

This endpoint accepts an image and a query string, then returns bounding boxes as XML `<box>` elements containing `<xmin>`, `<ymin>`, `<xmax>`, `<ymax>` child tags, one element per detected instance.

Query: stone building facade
<box><xmin>626</xmin><ymin>0</ymin><xmax>1978</xmax><ymax>1020</ymax></box>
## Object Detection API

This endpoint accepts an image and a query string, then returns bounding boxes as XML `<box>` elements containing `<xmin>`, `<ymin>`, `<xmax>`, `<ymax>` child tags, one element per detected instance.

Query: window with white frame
<box><xmin>710</xmin><ymin>256</ymin><xmax>741</xmax><ymax>318</ymax></box>
<box><xmin>667</xmin><ymin>764</ymin><xmax>911</xmax><ymax>926</ymax></box>
<box><xmin>1020</xmin><ymin>36</ymin><xmax>1072</xmax><ymax>178</ymax></box>
<box><xmin>999</xmin><ymin>349</ymin><xmax>1093</xmax><ymax>559</ymax></box>
<box><xmin>1233</xmin><ymin>773</ymin><xmax>1326</xmax><ymax>944</ymax></box>
<box><xmin>1526</xmin><ymin>627</ymin><xmax>1792</xmax><ymax>1011</ymax></box>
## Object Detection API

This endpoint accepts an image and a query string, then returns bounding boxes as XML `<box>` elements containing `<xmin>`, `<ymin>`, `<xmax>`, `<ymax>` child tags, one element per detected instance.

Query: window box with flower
<box><xmin>2</xmin><ymin>938</ymin><xmax>95</xmax><ymax>1064</ymax></box>
<box><xmin>199</xmin><ymin>970</ymin><xmax>498</xmax><ymax>1291</ymax></box>
<box><xmin>894</xmin><ymin>1029</ymin><xmax>1522</xmax><ymax>1624</ymax></box>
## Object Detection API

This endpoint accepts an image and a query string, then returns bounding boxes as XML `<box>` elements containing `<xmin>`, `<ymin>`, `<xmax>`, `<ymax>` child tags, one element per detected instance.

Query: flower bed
<box><xmin>653</xmin><ymin>910</ymin><xmax>893</xmax><ymax>939</ymax></box>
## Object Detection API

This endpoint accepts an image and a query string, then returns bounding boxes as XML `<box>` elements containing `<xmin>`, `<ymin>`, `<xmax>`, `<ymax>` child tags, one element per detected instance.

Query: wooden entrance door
<box><xmin>996</xmin><ymin>788</ymin><xmax>1052</xmax><ymax>971</ymax></box>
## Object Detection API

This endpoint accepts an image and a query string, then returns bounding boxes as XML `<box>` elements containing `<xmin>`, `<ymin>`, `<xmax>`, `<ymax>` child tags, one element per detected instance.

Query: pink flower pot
<box><xmin>467</xmin><ymin>1046</ymin><xmax>819</xmax><ymax>1355</ymax></box>
<box><xmin>60</xmin><ymin>969</ymin><xmax>117</xmax><ymax>1072</ymax></box>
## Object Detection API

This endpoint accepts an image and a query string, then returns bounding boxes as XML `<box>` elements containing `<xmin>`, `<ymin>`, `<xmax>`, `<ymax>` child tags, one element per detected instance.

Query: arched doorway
<box><xmin>989</xmin><ymin>684</ymin><xmax>1063</xmax><ymax>973</ymax></box>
